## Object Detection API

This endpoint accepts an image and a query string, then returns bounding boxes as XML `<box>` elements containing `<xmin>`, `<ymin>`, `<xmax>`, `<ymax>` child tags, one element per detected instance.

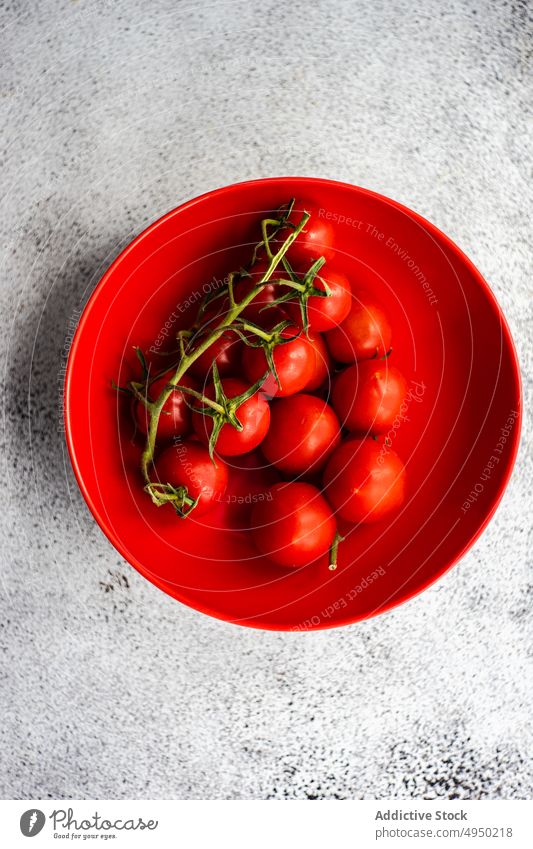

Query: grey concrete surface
<box><xmin>1</xmin><ymin>0</ymin><xmax>532</xmax><ymax>800</ymax></box>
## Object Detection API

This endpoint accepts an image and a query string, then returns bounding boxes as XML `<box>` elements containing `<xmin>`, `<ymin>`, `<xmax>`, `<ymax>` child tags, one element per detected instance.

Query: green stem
<box><xmin>241</xmin><ymin>323</ymin><xmax>273</xmax><ymax>342</ymax></box>
<box><xmin>173</xmin><ymin>385</ymin><xmax>225</xmax><ymax>415</ymax></box>
<box><xmin>329</xmin><ymin>530</ymin><xmax>344</xmax><ymax>571</ymax></box>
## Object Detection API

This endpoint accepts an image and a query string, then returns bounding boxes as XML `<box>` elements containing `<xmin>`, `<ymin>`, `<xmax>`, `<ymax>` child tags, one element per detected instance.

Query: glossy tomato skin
<box><xmin>262</xmin><ymin>394</ymin><xmax>341</xmax><ymax>475</ymax></box>
<box><xmin>288</xmin><ymin>266</ymin><xmax>351</xmax><ymax>332</ymax></box>
<box><xmin>135</xmin><ymin>372</ymin><xmax>197</xmax><ymax>440</ymax></box>
<box><xmin>305</xmin><ymin>331</ymin><xmax>331</xmax><ymax>391</ymax></box>
<box><xmin>189</xmin><ymin>328</ymin><xmax>242</xmax><ymax>381</ymax></box>
<box><xmin>192</xmin><ymin>377</ymin><xmax>270</xmax><ymax>456</ymax></box>
<box><xmin>278</xmin><ymin>199</ymin><xmax>336</xmax><ymax>266</ymax></box>
<box><xmin>250</xmin><ymin>482</ymin><xmax>336</xmax><ymax>568</ymax></box>
<box><xmin>323</xmin><ymin>438</ymin><xmax>406</xmax><ymax>523</ymax></box>
<box><xmin>243</xmin><ymin>324</ymin><xmax>315</xmax><ymax>398</ymax></box>
<box><xmin>325</xmin><ymin>292</ymin><xmax>392</xmax><ymax>362</ymax></box>
<box><xmin>332</xmin><ymin>361</ymin><xmax>408</xmax><ymax>434</ymax></box>
<box><xmin>155</xmin><ymin>440</ymin><xmax>228</xmax><ymax>516</ymax></box>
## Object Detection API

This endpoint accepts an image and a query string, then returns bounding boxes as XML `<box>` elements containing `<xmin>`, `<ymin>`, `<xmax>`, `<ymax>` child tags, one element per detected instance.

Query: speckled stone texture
<box><xmin>0</xmin><ymin>0</ymin><xmax>531</xmax><ymax>800</ymax></box>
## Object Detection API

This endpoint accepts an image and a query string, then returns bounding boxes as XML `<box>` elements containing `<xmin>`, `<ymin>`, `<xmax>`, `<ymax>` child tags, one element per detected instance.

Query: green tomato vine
<box><xmin>126</xmin><ymin>200</ymin><xmax>325</xmax><ymax>516</ymax></box>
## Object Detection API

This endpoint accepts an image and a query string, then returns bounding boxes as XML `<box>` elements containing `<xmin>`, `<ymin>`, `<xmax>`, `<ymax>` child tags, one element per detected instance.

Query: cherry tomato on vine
<box><xmin>276</xmin><ymin>199</ymin><xmax>336</xmax><ymax>266</ymax></box>
<box><xmin>189</xmin><ymin>328</ymin><xmax>243</xmax><ymax>382</ymax></box>
<box><xmin>325</xmin><ymin>292</ymin><xmax>392</xmax><ymax>362</ymax></box>
<box><xmin>134</xmin><ymin>372</ymin><xmax>197</xmax><ymax>441</ymax></box>
<box><xmin>192</xmin><ymin>377</ymin><xmax>270</xmax><ymax>456</ymax></box>
<box><xmin>243</xmin><ymin>324</ymin><xmax>315</xmax><ymax>398</ymax></box>
<box><xmin>261</xmin><ymin>394</ymin><xmax>341</xmax><ymax>475</ymax></box>
<box><xmin>288</xmin><ymin>266</ymin><xmax>351</xmax><ymax>332</ymax></box>
<box><xmin>323</xmin><ymin>438</ymin><xmax>406</xmax><ymax>523</ymax></box>
<box><xmin>250</xmin><ymin>482</ymin><xmax>336</xmax><ymax>568</ymax></box>
<box><xmin>305</xmin><ymin>330</ymin><xmax>332</xmax><ymax>391</ymax></box>
<box><xmin>332</xmin><ymin>361</ymin><xmax>408</xmax><ymax>434</ymax></box>
<box><xmin>155</xmin><ymin>440</ymin><xmax>228</xmax><ymax>516</ymax></box>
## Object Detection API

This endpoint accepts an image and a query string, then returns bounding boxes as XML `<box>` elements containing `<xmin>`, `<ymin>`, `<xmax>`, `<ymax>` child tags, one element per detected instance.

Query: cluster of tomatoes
<box><xmin>132</xmin><ymin>200</ymin><xmax>407</xmax><ymax>570</ymax></box>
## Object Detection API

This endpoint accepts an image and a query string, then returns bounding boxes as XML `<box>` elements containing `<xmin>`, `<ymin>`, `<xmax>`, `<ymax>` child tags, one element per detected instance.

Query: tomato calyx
<box><xmin>250</xmin><ymin>198</ymin><xmax>299</xmax><ymax>266</ymax></box>
<box><xmin>266</xmin><ymin>256</ymin><xmax>331</xmax><ymax>334</ymax></box>
<box><xmin>187</xmin><ymin>361</ymin><xmax>269</xmax><ymax>460</ymax></box>
<box><xmin>143</xmin><ymin>480</ymin><xmax>200</xmax><ymax>517</ymax></box>
<box><xmin>234</xmin><ymin>316</ymin><xmax>302</xmax><ymax>390</ymax></box>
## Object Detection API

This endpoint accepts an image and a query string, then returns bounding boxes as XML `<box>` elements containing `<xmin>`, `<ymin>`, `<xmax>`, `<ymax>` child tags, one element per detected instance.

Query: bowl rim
<box><xmin>64</xmin><ymin>176</ymin><xmax>523</xmax><ymax>631</ymax></box>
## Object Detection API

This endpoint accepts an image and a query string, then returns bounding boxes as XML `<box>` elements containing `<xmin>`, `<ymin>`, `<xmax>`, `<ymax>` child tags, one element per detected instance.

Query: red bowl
<box><xmin>64</xmin><ymin>178</ymin><xmax>522</xmax><ymax>630</ymax></box>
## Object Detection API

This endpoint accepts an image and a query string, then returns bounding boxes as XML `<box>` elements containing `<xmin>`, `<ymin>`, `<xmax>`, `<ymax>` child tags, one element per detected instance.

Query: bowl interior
<box><xmin>65</xmin><ymin>178</ymin><xmax>521</xmax><ymax>629</ymax></box>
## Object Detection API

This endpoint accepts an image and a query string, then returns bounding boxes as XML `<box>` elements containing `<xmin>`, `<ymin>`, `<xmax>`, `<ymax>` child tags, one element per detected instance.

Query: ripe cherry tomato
<box><xmin>276</xmin><ymin>199</ymin><xmax>335</xmax><ymax>266</ymax></box>
<box><xmin>189</xmin><ymin>328</ymin><xmax>242</xmax><ymax>382</ymax></box>
<box><xmin>243</xmin><ymin>324</ymin><xmax>315</xmax><ymax>398</ymax></box>
<box><xmin>325</xmin><ymin>292</ymin><xmax>392</xmax><ymax>362</ymax></box>
<box><xmin>323</xmin><ymin>438</ymin><xmax>406</xmax><ymax>523</ymax></box>
<box><xmin>250</xmin><ymin>482</ymin><xmax>336</xmax><ymax>568</ymax></box>
<box><xmin>288</xmin><ymin>266</ymin><xmax>351</xmax><ymax>332</ymax></box>
<box><xmin>332</xmin><ymin>361</ymin><xmax>408</xmax><ymax>434</ymax></box>
<box><xmin>305</xmin><ymin>330</ymin><xmax>332</xmax><ymax>391</ymax></box>
<box><xmin>192</xmin><ymin>377</ymin><xmax>270</xmax><ymax>456</ymax></box>
<box><xmin>155</xmin><ymin>440</ymin><xmax>228</xmax><ymax>516</ymax></box>
<box><xmin>134</xmin><ymin>372</ymin><xmax>197</xmax><ymax>441</ymax></box>
<box><xmin>261</xmin><ymin>394</ymin><xmax>341</xmax><ymax>474</ymax></box>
